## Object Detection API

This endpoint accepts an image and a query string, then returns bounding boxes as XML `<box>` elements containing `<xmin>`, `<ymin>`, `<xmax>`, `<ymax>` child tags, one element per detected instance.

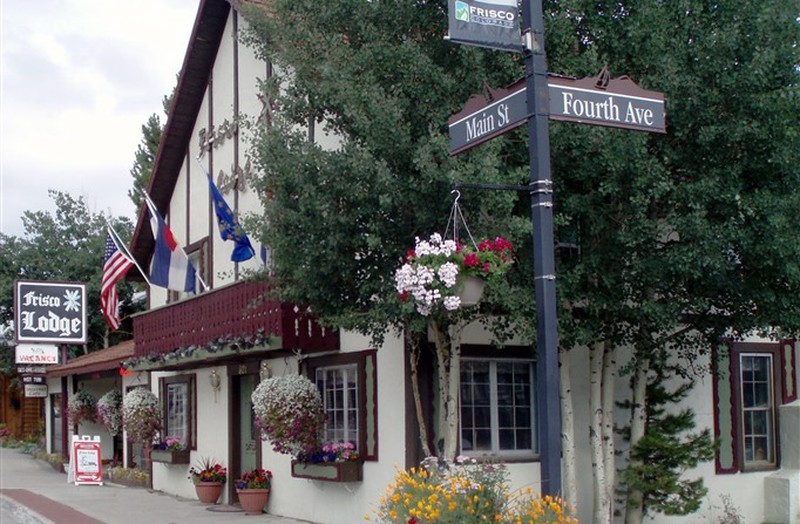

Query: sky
<box><xmin>0</xmin><ymin>0</ymin><xmax>199</xmax><ymax>238</ymax></box>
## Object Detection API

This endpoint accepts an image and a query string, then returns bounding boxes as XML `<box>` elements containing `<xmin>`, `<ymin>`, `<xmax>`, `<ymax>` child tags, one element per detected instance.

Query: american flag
<box><xmin>101</xmin><ymin>233</ymin><xmax>134</xmax><ymax>330</ymax></box>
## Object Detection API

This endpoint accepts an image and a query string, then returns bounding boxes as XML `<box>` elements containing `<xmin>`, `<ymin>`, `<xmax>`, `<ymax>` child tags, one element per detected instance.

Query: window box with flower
<box><xmin>150</xmin><ymin>436</ymin><xmax>189</xmax><ymax>464</ymax></box>
<box><xmin>291</xmin><ymin>441</ymin><xmax>363</xmax><ymax>482</ymax></box>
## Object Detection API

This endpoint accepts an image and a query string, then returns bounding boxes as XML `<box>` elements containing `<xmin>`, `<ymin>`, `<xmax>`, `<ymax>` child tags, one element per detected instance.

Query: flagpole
<box><xmin>139</xmin><ymin>188</ymin><xmax>209</xmax><ymax>291</ymax></box>
<box><xmin>106</xmin><ymin>222</ymin><xmax>152</xmax><ymax>287</ymax></box>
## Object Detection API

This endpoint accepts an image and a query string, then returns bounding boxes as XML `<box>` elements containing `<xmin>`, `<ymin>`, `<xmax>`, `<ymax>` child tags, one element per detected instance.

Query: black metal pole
<box><xmin>521</xmin><ymin>0</ymin><xmax>562</xmax><ymax>496</ymax></box>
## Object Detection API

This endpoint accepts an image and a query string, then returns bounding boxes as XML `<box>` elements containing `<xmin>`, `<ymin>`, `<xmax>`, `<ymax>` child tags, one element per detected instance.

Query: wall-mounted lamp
<box><xmin>260</xmin><ymin>361</ymin><xmax>272</xmax><ymax>381</ymax></box>
<box><xmin>209</xmin><ymin>369</ymin><xmax>221</xmax><ymax>392</ymax></box>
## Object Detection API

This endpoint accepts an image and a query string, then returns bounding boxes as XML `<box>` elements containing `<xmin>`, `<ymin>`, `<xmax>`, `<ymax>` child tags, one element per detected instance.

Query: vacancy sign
<box><xmin>16</xmin><ymin>344</ymin><xmax>59</xmax><ymax>365</ymax></box>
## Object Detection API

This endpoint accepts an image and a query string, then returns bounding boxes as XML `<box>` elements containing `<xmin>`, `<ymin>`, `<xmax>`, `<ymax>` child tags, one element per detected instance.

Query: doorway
<box><xmin>230</xmin><ymin>369</ymin><xmax>259</xmax><ymax>503</ymax></box>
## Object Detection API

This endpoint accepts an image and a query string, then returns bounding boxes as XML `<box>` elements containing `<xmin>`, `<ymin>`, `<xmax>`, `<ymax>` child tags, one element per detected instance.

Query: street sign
<box><xmin>449</xmin><ymin>69</ymin><xmax>666</xmax><ymax>154</ymax></box>
<box><xmin>14</xmin><ymin>280</ymin><xmax>87</xmax><ymax>344</ymax></box>
<box><xmin>447</xmin><ymin>0</ymin><xmax>522</xmax><ymax>52</ymax></box>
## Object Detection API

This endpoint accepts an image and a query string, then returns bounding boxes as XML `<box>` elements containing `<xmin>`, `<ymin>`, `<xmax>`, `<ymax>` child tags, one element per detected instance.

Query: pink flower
<box><xmin>463</xmin><ymin>253</ymin><xmax>479</xmax><ymax>267</ymax></box>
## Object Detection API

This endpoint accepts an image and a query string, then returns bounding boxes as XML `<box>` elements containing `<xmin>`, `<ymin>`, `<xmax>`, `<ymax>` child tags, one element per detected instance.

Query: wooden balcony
<box><xmin>132</xmin><ymin>281</ymin><xmax>338</xmax><ymax>359</ymax></box>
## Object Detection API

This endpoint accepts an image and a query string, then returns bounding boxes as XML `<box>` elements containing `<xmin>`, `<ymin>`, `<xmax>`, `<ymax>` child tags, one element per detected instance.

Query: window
<box><xmin>714</xmin><ymin>341</ymin><xmax>785</xmax><ymax>473</ymax></box>
<box><xmin>739</xmin><ymin>353</ymin><xmax>776</xmax><ymax>466</ymax></box>
<box><xmin>305</xmin><ymin>350</ymin><xmax>378</xmax><ymax>460</ymax></box>
<box><xmin>160</xmin><ymin>375</ymin><xmax>196</xmax><ymax>449</ymax></box>
<box><xmin>172</xmin><ymin>238</ymin><xmax>209</xmax><ymax>301</ymax></box>
<box><xmin>460</xmin><ymin>358</ymin><xmax>536</xmax><ymax>458</ymax></box>
<box><xmin>316</xmin><ymin>364</ymin><xmax>359</xmax><ymax>446</ymax></box>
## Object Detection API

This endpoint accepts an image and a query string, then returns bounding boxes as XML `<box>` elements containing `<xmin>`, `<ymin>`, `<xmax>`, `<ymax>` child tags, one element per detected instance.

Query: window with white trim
<box><xmin>740</xmin><ymin>353</ymin><xmax>776</xmax><ymax>466</ymax></box>
<box><xmin>316</xmin><ymin>364</ymin><xmax>359</xmax><ymax>446</ymax></box>
<box><xmin>161</xmin><ymin>375</ymin><xmax>195</xmax><ymax>449</ymax></box>
<box><xmin>460</xmin><ymin>359</ymin><xmax>536</xmax><ymax>457</ymax></box>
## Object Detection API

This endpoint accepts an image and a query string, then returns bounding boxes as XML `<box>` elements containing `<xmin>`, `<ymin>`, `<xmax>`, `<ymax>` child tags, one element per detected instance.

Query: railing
<box><xmin>132</xmin><ymin>281</ymin><xmax>338</xmax><ymax>357</ymax></box>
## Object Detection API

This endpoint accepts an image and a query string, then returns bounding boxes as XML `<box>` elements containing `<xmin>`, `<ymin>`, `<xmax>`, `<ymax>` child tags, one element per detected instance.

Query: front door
<box><xmin>230</xmin><ymin>370</ymin><xmax>259</xmax><ymax>503</ymax></box>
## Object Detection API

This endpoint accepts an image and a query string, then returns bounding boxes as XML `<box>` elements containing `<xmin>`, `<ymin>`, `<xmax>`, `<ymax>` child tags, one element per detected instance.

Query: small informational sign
<box><xmin>21</xmin><ymin>375</ymin><xmax>45</xmax><ymax>384</ymax></box>
<box><xmin>24</xmin><ymin>384</ymin><xmax>48</xmax><ymax>398</ymax></box>
<box><xmin>15</xmin><ymin>344</ymin><xmax>60</xmax><ymax>365</ymax></box>
<box><xmin>17</xmin><ymin>365</ymin><xmax>48</xmax><ymax>375</ymax></box>
<box><xmin>447</xmin><ymin>0</ymin><xmax>521</xmax><ymax>52</ymax></box>
<box><xmin>15</xmin><ymin>280</ymin><xmax>87</xmax><ymax>344</ymax></box>
<box><xmin>72</xmin><ymin>436</ymin><xmax>103</xmax><ymax>486</ymax></box>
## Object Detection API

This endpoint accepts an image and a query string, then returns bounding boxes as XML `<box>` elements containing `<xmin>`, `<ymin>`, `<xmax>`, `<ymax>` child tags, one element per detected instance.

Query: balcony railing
<box><xmin>132</xmin><ymin>281</ymin><xmax>338</xmax><ymax>358</ymax></box>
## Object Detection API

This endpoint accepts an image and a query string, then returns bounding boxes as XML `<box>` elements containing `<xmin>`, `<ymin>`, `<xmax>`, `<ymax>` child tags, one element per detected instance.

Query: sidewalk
<box><xmin>0</xmin><ymin>448</ymin><xmax>316</xmax><ymax>524</ymax></box>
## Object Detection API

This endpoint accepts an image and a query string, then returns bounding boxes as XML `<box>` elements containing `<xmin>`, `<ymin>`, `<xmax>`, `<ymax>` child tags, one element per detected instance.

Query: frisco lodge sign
<box><xmin>15</xmin><ymin>280</ymin><xmax>87</xmax><ymax>344</ymax></box>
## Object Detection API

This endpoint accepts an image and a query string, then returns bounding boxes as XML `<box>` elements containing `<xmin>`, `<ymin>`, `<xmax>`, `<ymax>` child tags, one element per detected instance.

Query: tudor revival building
<box><xmin>44</xmin><ymin>1</ymin><xmax>800</xmax><ymax>523</ymax></box>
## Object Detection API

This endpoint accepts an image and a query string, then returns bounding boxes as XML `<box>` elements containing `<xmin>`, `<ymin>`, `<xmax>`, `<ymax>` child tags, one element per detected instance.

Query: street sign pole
<box><xmin>522</xmin><ymin>0</ymin><xmax>561</xmax><ymax>496</ymax></box>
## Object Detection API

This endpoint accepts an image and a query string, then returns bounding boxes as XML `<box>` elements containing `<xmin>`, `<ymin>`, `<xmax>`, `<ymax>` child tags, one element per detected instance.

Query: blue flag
<box><xmin>207</xmin><ymin>174</ymin><xmax>255</xmax><ymax>262</ymax></box>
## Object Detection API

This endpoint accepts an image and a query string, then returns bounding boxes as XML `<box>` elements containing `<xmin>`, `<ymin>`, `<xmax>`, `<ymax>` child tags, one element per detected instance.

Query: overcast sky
<box><xmin>0</xmin><ymin>0</ymin><xmax>198</xmax><ymax>238</ymax></box>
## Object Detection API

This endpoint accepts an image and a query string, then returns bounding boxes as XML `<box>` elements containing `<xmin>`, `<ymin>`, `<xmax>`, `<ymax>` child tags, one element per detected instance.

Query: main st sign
<box><xmin>449</xmin><ymin>69</ymin><xmax>666</xmax><ymax>155</ymax></box>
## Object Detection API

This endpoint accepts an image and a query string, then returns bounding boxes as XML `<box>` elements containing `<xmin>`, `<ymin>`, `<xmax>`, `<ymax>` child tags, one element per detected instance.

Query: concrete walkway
<box><xmin>0</xmin><ymin>448</ymin><xmax>316</xmax><ymax>524</ymax></box>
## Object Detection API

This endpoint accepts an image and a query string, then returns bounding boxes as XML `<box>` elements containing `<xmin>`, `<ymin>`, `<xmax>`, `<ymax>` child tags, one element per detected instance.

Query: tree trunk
<box><xmin>624</xmin><ymin>358</ymin><xmax>649</xmax><ymax>524</ymax></box>
<box><xmin>560</xmin><ymin>348</ymin><xmax>578</xmax><ymax>509</ymax></box>
<box><xmin>602</xmin><ymin>344</ymin><xmax>617</xmax><ymax>521</ymax></box>
<box><xmin>590</xmin><ymin>341</ymin><xmax>611</xmax><ymax>524</ymax></box>
<box><xmin>443</xmin><ymin>323</ymin><xmax>462</xmax><ymax>460</ymax></box>
<box><xmin>430</xmin><ymin>321</ymin><xmax>448</xmax><ymax>457</ymax></box>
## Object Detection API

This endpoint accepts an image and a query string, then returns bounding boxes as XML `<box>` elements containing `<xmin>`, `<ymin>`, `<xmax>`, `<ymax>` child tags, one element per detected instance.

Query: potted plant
<box><xmin>235</xmin><ymin>468</ymin><xmax>272</xmax><ymax>515</ymax></box>
<box><xmin>150</xmin><ymin>436</ymin><xmax>189</xmax><ymax>464</ymax></box>
<box><xmin>121</xmin><ymin>388</ymin><xmax>162</xmax><ymax>464</ymax></box>
<box><xmin>67</xmin><ymin>390</ymin><xmax>98</xmax><ymax>425</ymax></box>
<box><xmin>394</xmin><ymin>232</ymin><xmax>514</xmax><ymax>316</ymax></box>
<box><xmin>96</xmin><ymin>390</ymin><xmax>123</xmax><ymax>436</ymax></box>
<box><xmin>292</xmin><ymin>440</ymin><xmax>363</xmax><ymax>482</ymax></box>
<box><xmin>188</xmin><ymin>457</ymin><xmax>227</xmax><ymax>504</ymax></box>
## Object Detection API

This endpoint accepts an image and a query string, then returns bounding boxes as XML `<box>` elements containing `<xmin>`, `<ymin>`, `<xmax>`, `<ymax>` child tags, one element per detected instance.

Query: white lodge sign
<box><xmin>15</xmin><ymin>281</ymin><xmax>87</xmax><ymax>344</ymax></box>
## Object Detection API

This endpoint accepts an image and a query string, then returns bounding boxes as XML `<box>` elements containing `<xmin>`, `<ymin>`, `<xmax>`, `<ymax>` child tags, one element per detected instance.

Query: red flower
<box><xmin>408</xmin><ymin>519</ymin><xmax>418</xmax><ymax>524</ymax></box>
<box><xmin>399</xmin><ymin>291</ymin><xmax>408</xmax><ymax>302</ymax></box>
<box><xmin>482</xmin><ymin>262</ymin><xmax>491</xmax><ymax>273</ymax></box>
<box><xmin>478</xmin><ymin>239</ymin><xmax>493</xmax><ymax>252</ymax></box>
<box><xmin>406</xmin><ymin>249</ymin><xmax>416</xmax><ymax>261</ymax></box>
<box><xmin>463</xmin><ymin>253</ymin><xmax>479</xmax><ymax>267</ymax></box>
<box><xmin>494</xmin><ymin>236</ymin><xmax>513</xmax><ymax>252</ymax></box>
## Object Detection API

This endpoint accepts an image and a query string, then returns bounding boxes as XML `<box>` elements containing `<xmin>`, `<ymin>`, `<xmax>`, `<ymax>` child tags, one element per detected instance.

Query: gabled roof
<box><xmin>128</xmin><ymin>0</ymin><xmax>231</xmax><ymax>274</ymax></box>
<box><xmin>47</xmin><ymin>340</ymin><xmax>135</xmax><ymax>378</ymax></box>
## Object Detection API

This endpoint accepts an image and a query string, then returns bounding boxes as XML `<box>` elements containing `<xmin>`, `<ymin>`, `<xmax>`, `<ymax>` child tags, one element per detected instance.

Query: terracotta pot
<box><xmin>195</xmin><ymin>481</ymin><xmax>224</xmax><ymax>504</ymax></box>
<box><xmin>457</xmin><ymin>275</ymin><xmax>486</xmax><ymax>306</ymax></box>
<box><xmin>237</xmin><ymin>488</ymin><xmax>270</xmax><ymax>515</ymax></box>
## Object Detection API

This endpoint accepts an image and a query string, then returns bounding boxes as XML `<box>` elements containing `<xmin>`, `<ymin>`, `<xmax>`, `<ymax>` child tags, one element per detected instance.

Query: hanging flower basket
<box><xmin>97</xmin><ymin>390</ymin><xmax>123</xmax><ymax>436</ymax></box>
<box><xmin>395</xmin><ymin>233</ymin><xmax>513</xmax><ymax>316</ymax></box>
<box><xmin>68</xmin><ymin>391</ymin><xmax>98</xmax><ymax>425</ymax></box>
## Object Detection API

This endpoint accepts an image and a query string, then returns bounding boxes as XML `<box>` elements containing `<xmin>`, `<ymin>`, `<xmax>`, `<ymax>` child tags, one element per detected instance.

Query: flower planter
<box><xmin>291</xmin><ymin>460</ymin><xmax>363</xmax><ymax>482</ymax></box>
<box><xmin>150</xmin><ymin>449</ymin><xmax>190</xmax><ymax>464</ymax></box>
<box><xmin>236</xmin><ymin>488</ymin><xmax>270</xmax><ymax>515</ymax></box>
<box><xmin>457</xmin><ymin>275</ymin><xmax>485</xmax><ymax>306</ymax></box>
<box><xmin>194</xmin><ymin>481</ymin><xmax>224</xmax><ymax>504</ymax></box>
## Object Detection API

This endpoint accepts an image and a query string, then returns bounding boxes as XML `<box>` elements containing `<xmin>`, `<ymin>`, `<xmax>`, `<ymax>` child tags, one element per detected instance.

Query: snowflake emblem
<box><xmin>63</xmin><ymin>290</ymin><xmax>81</xmax><ymax>312</ymax></box>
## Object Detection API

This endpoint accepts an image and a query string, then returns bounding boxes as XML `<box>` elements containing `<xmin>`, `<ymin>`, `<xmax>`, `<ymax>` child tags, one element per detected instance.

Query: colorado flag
<box><xmin>143</xmin><ymin>193</ymin><xmax>197</xmax><ymax>293</ymax></box>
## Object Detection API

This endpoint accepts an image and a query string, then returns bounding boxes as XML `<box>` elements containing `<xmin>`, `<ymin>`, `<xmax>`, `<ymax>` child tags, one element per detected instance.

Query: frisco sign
<box><xmin>15</xmin><ymin>280</ymin><xmax>87</xmax><ymax>344</ymax></box>
<box><xmin>449</xmin><ymin>69</ymin><xmax>666</xmax><ymax>155</ymax></box>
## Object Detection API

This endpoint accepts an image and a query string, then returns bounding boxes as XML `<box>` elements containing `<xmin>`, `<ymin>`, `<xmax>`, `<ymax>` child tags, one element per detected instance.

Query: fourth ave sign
<box><xmin>449</xmin><ymin>68</ymin><xmax>666</xmax><ymax>155</ymax></box>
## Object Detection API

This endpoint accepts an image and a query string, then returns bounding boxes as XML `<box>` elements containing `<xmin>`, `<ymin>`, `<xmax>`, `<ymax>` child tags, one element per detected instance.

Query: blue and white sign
<box><xmin>448</xmin><ymin>0</ymin><xmax>521</xmax><ymax>52</ymax></box>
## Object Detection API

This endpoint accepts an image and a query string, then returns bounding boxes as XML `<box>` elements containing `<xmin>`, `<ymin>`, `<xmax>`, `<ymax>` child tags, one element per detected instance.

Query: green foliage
<box><xmin>0</xmin><ymin>191</ymin><xmax>138</xmax><ymax>358</ymax></box>
<box><xmin>619</xmin><ymin>364</ymin><xmax>716</xmax><ymax>516</ymax></box>
<box><xmin>128</xmin><ymin>93</ymin><xmax>171</xmax><ymax>211</ymax></box>
<box><xmin>243</xmin><ymin>0</ymin><xmax>533</xmax><ymax>344</ymax></box>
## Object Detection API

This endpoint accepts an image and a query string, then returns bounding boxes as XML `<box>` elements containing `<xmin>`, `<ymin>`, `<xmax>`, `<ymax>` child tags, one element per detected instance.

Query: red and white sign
<box><xmin>72</xmin><ymin>436</ymin><xmax>103</xmax><ymax>486</ymax></box>
<box><xmin>15</xmin><ymin>344</ymin><xmax>59</xmax><ymax>364</ymax></box>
